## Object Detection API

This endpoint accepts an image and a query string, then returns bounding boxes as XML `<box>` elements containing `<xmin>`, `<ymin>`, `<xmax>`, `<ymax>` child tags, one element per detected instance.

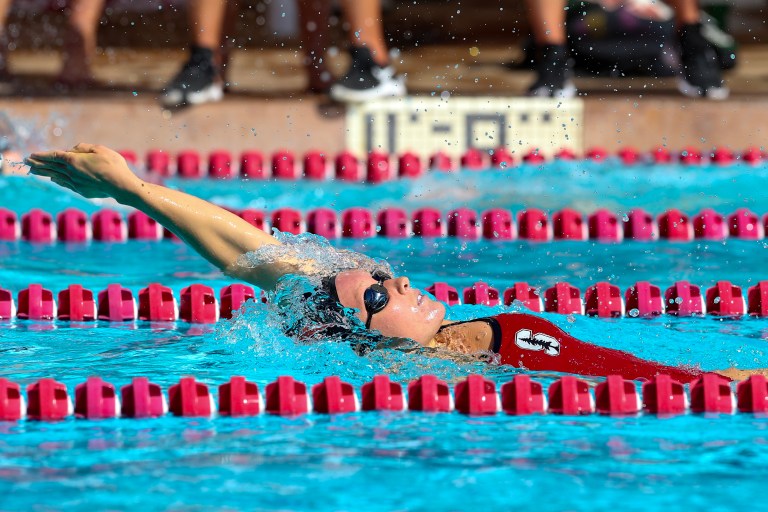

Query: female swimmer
<box><xmin>24</xmin><ymin>144</ymin><xmax>765</xmax><ymax>381</ymax></box>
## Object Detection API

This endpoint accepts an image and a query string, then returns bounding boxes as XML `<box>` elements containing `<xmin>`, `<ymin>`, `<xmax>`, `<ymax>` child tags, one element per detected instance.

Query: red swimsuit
<box><xmin>488</xmin><ymin>313</ymin><xmax>703</xmax><ymax>381</ymax></box>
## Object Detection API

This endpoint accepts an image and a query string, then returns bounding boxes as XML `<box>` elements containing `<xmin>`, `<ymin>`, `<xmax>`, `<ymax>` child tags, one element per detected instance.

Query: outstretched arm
<box><xmin>25</xmin><ymin>143</ymin><xmax>314</xmax><ymax>290</ymax></box>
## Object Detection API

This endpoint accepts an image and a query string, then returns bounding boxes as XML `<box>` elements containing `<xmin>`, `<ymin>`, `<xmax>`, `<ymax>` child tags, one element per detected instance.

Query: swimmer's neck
<box><xmin>428</xmin><ymin>318</ymin><xmax>493</xmax><ymax>352</ymax></box>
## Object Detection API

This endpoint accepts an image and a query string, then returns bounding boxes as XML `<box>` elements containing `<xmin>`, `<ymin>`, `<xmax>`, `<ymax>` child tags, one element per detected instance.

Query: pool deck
<box><xmin>2</xmin><ymin>44</ymin><xmax>767</xmax><ymax>156</ymax></box>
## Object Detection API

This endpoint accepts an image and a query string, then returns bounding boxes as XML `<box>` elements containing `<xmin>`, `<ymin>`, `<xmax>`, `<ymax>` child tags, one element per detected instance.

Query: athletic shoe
<box><xmin>330</xmin><ymin>46</ymin><xmax>406</xmax><ymax>102</ymax></box>
<box><xmin>526</xmin><ymin>44</ymin><xmax>576</xmax><ymax>99</ymax></box>
<box><xmin>162</xmin><ymin>46</ymin><xmax>223</xmax><ymax>108</ymax></box>
<box><xmin>677</xmin><ymin>23</ymin><xmax>729</xmax><ymax>100</ymax></box>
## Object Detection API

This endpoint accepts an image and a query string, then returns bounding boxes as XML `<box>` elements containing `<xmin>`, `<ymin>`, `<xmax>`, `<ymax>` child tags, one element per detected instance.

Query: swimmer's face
<box><xmin>332</xmin><ymin>269</ymin><xmax>446</xmax><ymax>345</ymax></box>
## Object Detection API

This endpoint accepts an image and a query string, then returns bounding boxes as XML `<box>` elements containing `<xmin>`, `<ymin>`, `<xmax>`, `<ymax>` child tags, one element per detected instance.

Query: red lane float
<box><xmin>447</xmin><ymin>208</ymin><xmax>479</xmax><ymax>239</ymax></box>
<box><xmin>426</xmin><ymin>282</ymin><xmax>460</xmax><ymax>306</ymax></box>
<box><xmin>180</xmin><ymin>284</ymin><xmax>219</xmax><ymax>324</ymax></box>
<box><xmin>548</xmin><ymin>376</ymin><xmax>594</xmax><ymax>415</ymax></box>
<box><xmin>463</xmin><ymin>282</ymin><xmax>500</xmax><ymax>306</ymax></box>
<box><xmin>523</xmin><ymin>148</ymin><xmax>546</xmax><ymax>164</ymax></box>
<box><xmin>491</xmin><ymin>147</ymin><xmax>515</xmax><ymax>169</ymax></box>
<box><xmin>553</xmin><ymin>208</ymin><xmax>587</xmax><ymax>240</ymax></box>
<box><xmin>271</xmin><ymin>208</ymin><xmax>303</xmax><ymax>235</ymax></box>
<box><xmin>177</xmin><ymin>150</ymin><xmax>201</xmax><ymax>179</ymax></box>
<box><xmin>518</xmin><ymin>209</ymin><xmax>551</xmax><ymax>241</ymax></box>
<box><xmin>128</xmin><ymin>211</ymin><xmax>163</xmax><ymax>240</ymax></box>
<box><xmin>623</xmin><ymin>208</ymin><xmax>657</xmax><ymax>241</ymax></box>
<box><xmin>500</xmin><ymin>375</ymin><xmax>546</xmax><ymax>415</ymax></box>
<box><xmin>748</xmin><ymin>282</ymin><xmax>768</xmax><ymax>317</ymax></box>
<box><xmin>168</xmin><ymin>377</ymin><xmax>214</xmax><ymax>417</ymax></box>
<box><xmin>92</xmin><ymin>209</ymin><xmax>127</xmax><ymax>242</ymax></box>
<box><xmin>555</xmin><ymin>148</ymin><xmax>578</xmax><ymax>161</ymax></box>
<box><xmin>17</xmin><ymin>284</ymin><xmax>56</xmax><ymax>320</ymax></box>
<box><xmin>240</xmin><ymin>150</ymin><xmax>266</xmax><ymax>179</ymax></box>
<box><xmin>138</xmin><ymin>283</ymin><xmax>178</xmax><ymax>322</ymax></box>
<box><xmin>377</xmin><ymin>208</ymin><xmax>409</xmax><ymax>238</ymax></box>
<box><xmin>625</xmin><ymin>281</ymin><xmax>664</xmax><ymax>317</ymax></box>
<box><xmin>503</xmin><ymin>282</ymin><xmax>542</xmax><ymax>312</ymax></box>
<box><xmin>461</xmin><ymin>148</ymin><xmax>486</xmax><ymax>170</ymax></box>
<box><xmin>97</xmin><ymin>284</ymin><xmax>136</xmax><ymax>322</ymax></box>
<box><xmin>407</xmin><ymin>375</ymin><xmax>453</xmax><ymax>412</ymax></box>
<box><xmin>544</xmin><ymin>282</ymin><xmax>583</xmax><ymax>315</ymax></box>
<box><xmin>664</xmin><ymin>281</ymin><xmax>705</xmax><ymax>316</ymax></box>
<box><xmin>312</xmin><ymin>376</ymin><xmax>359</xmax><ymax>414</ymax></box>
<box><xmin>736</xmin><ymin>375</ymin><xmax>768</xmax><ymax>413</ymax></box>
<box><xmin>361</xmin><ymin>375</ymin><xmax>405</xmax><ymax>411</ymax></box>
<box><xmin>412</xmin><ymin>208</ymin><xmax>444</xmax><ymax>237</ymax></box>
<box><xmin>658</xmin><ymin>209</ymin><xmax>693</xmax><ymax>241</ymax></box>
<box><xmin>58</xmin><ymin>284</ymin><xmax>97</xmax><ymax>321</ymax></box>
<box><xmin>0</xmin><ymin>287</ymin><xmax>16</xmax><ymax>320</ymax></box>
<box><xmin>482</xmin><ymin>209</ymin><xmax>515</xmax><ymax>240</ymax></box>
<box><xmin>367</xmin><ymin>151</ymin><xmax>391</xmax><ymax>183</ymax></box>
<box><xmin>272</xmin><ymin>150</ymin><xmax>298</xmax><ymax>180</ymax></box>
<box><xmin>146</xmin><ymin>149</ymin><xmax>171</xmax><ymax>176</ymax></box>
<box><xmin>218</xmin><ymin>376</ymin><xmax>261</xmax><ymax>416</ymax></box>
<box><xmin>398</xmin><ymin>152</ymin><xmax>423</xmax><ymax>178</ymax></box>
<box><xmin>335</xmin><ymin>151</ymin><xmax>361</xmax><ymax>181</ymax></box>
<box><xmin>121</xmin><ymin>377</ymin><xmax>167</xmax><ymax>418</ymax></box>
<box><xmin>26</xmin><ymin>378</ymin><xmax>73</xmax><ymax>420</ymax></box>
<box><xmin>74</xmin><ymin>377</ymin><xmax>119</xmax><ymax>419</ymax></box>
<box><xmin>595</xmin><ymin>375</ymin><xmax>640</xmax><ymax>415</ymax></box>
<box><xmin>265</xmin><ymin>376</ymin><xmax>310</xmax><ymax>416</ymax></box>
<box><xmin>342</xmin><ymin>208</ymin><xmax>374</xmax><ymax>238</ymax></box>
<box><xmin>56</xmin><ymin>208</ymin><xmax>91</xmax><ymax>242</ymax></box>
<box><xmin>239</xmin><ymin>209</ymin><xmax>267</xmax><ymax>231</ymax></box>
<box><xmin>429</xmin><ymin>151</ymin><xmax>455</xmax><ymax>172</ymax></box>
<box><xmin>728</xmin><ymin>208</ymin><xmax>763</xmax><ymax>239</ymax></box>
<box><xmin>303</xmin><ymin>151</ymin><xmax>327</xmax><ymax>181</ymax></box>
<box><xmin>219</xmin><ymin>284</ymin><xmax>255</xmax><ymax>319</ymax></box>
<box><xmin>208</xmin><ymin>150</ymin><xmax>234</xmax><ymax>179</ymax></box>
<box><xmin>0</xmin><ymin>378</ymin><xmax>25</xmax><ymax>421</ymax></box>
<box><xmin>8</xmin><ymin>373</ymin><xmax>768</xmax><ymax>422</ymax></box>
<box><xmin>693</xmin><ymin>208</ymin><xmax>727</xmax><ymax>240</ymax></box>
<box><xmin>0</xmin><ymin>208</ymin><xmax>19</xmax><ymax>241</ymax></box>
<box><xmin>642</xmin><ymin>375</ymin><xmax>687</xmax><ymax>415</ymax></box>
<box><xmin>22</xmin><ymin>209</ymin><xmax>55</xmax><ymax>243</ymax></box>
<box><xmin>705</xmin><ymin>281</ymin><xmax>745</xmax><ymax>317</ymax></box>
<box><xmin>454</xmin><ymin>375</ymin><xmax>499</xmax><ymax>415</ymax></box>
<box><xmin>584</xmin><ymin>282</ymin><xmax>624</xmax><ymax>318</ymax></box>
<box><xmin>690</xmin><ymin>373</ymin><xmax>735</xmax><ymax>414</ymax></box>
<box><xmin>588</xmin><ymin>209</ymin><xmax>622</xmax><ymax>242</ymax></box>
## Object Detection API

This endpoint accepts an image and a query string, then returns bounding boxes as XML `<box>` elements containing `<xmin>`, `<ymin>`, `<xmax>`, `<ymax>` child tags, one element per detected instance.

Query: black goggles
<box><xmin>326</xmin><ymin>270</ymin><xmax>392</xmax><ymax>329</ymax></box>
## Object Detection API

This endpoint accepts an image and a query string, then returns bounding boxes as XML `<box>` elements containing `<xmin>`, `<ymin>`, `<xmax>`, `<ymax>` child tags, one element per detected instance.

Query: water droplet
<box><xmin>628</xmin><ymin>308</ymin><xmax>640</xmax><ymax>318</ymax></box>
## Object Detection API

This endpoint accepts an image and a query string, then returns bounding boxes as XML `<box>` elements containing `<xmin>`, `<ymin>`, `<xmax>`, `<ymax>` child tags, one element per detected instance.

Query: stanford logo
<box><xmin>515</xmin><ymin>329</ymin><xmax>561</xmax><ymax>357</ymax></box>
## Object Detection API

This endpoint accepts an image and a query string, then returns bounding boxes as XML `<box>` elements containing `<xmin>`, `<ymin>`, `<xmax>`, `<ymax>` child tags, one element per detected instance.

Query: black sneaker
<box><xmin>677</xmin><ymin>23</ymin><xmax>729</xmax><ymax>100</ymax></box>
<box><xmin>526</xmin><ymin>44</ymin><xmax>576</xmax><ymax>98</ymax></box>
<box><xmin>162</xmin><ymin>46</ymin><xmax>223</xmax><ymax>107</ymax></box>
<box><xmin>330</xmin><ymin>46</ymin><xmax>406</xmax><ymax>102</ymax></box>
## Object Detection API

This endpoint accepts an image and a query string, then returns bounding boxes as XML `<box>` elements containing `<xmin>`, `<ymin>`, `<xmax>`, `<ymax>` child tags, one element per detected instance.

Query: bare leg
<box><xmin>189</xmin><ymin>0</ymin><xmax>226</xmax><ymax>49</ymax></box>
<box><xmin>523</xmin><ymin>0</ymin><xmax>567</xmax><ymax>46</ymax></box>
<box><xmin>339</xmin><ymin>0</ymin><xmax>388</xmax><ymax>66</ymax></box>
<box><xmin>299</xmin><ymin>0</ymin><xmax>332</xmax><ymax>92</ymax></box>
<box><xmin>59</xmin><ymin>0</ymin><xmax>106</xmax><ymax>83</ymax></box>
<box><xmin>0</xmin><ymin>0</ymin><xmax>11</xmax><ymax>76</ymax></box>
<box><xmin>666</xmin><ymin>0</ymin><xmax>701</xmax><ymax>25</ymax></box>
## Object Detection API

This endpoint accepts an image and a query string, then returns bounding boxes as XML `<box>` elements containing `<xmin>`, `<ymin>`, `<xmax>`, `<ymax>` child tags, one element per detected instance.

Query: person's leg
<box><xmin>298</xmin><ymin>0</ymin><xmax>332</xmax><ymax>93</ymax></box>
<box><xmin>162</xmin><ymin>0</ymin><xmax>226</xmax><ymax>107</ymax></box>
<box><xmin>340</xmin><ymin>0</ymin><xmax>388</xmax><ymax>66</ymax></box>
<box><xmin>667</xmin><ymin>0</ymin><xmax>728</xmax><ymax>98</ymax></box>
<box><xmin>0</xmin><ymin>0</ymin><xmax>12</xmax><ymax>77</ymax></box>
<box><xmin>59</xmin><ymin>0</ymin><xmax>105</xmax><ymax>84</ymax></box>
<box><xmin>522</xmin><ymin>0</ymin><xmax>575</xmax><ymax>98</ymax></box>
<box><xmin>329</xmin><ymin>0</ymin><xmax>405</xmax><ymax>102</ymax></box>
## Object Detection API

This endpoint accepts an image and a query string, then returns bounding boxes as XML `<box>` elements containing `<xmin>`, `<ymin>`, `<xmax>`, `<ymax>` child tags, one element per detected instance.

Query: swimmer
<box><xmin>24</xmin><ymin>144</ymin><xmax>765</xmax><ymax>382</ymax></box>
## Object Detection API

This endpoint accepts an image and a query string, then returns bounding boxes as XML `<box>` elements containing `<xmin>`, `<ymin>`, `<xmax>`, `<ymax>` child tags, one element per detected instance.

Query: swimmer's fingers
<box><xmin>26</xmin><ymin>159</ymin><xmax>70</xmax><ymax>178</ymax></box>
<box><xmin>26</xmin><ymin>150</ymin><xmax>75</xmax><ymax>165</ymax></box>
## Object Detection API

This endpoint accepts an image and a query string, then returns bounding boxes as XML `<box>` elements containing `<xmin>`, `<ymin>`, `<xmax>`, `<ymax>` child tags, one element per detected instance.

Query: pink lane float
<box><xmin>3</xmin><ymin>206</ymin><xmax>768</xmax><ymax>243</ymax></box>
<box><xmin>0</xmin><ymin>280</ymin><xmax>765</xmax><ymax>324</ymax></box>
<box><xmin>1</xmin><ymin>373</ymin><xmax>767</xmax><ymax>422</ymax></box>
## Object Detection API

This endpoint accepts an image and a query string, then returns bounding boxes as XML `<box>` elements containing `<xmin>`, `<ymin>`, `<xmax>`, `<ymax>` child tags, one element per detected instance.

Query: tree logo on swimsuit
<box><xmin>515</xmin><ymin>329</ymin><xmax>561</xmax><ymax>357</ymax></box>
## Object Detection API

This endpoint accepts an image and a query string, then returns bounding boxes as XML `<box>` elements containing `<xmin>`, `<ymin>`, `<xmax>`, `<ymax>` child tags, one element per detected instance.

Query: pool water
<box><xmin>2</xmin><ymin>160</ymin><xmax>768</xmax><ymax>511</ymax></box>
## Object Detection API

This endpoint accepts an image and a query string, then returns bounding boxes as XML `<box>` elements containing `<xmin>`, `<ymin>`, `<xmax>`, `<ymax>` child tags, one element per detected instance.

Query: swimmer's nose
<box><xmin>393</xmin><ymin>276</ymin><xmax>410</xmax><ymax>294</ymax></box>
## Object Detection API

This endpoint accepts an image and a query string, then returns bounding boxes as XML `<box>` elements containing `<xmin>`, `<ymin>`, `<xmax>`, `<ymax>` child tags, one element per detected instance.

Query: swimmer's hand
<box><xmin>25</xmin><ymin>143</ymin><xmax>141</xmax><ymax>200</ymax></box>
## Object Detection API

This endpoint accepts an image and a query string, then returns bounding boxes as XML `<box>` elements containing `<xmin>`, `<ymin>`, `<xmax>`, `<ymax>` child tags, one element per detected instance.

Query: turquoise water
<box><xmin>2</xmin><ymin>162</ymin><xmax>768</xmax><ymax>511</ymax></box>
